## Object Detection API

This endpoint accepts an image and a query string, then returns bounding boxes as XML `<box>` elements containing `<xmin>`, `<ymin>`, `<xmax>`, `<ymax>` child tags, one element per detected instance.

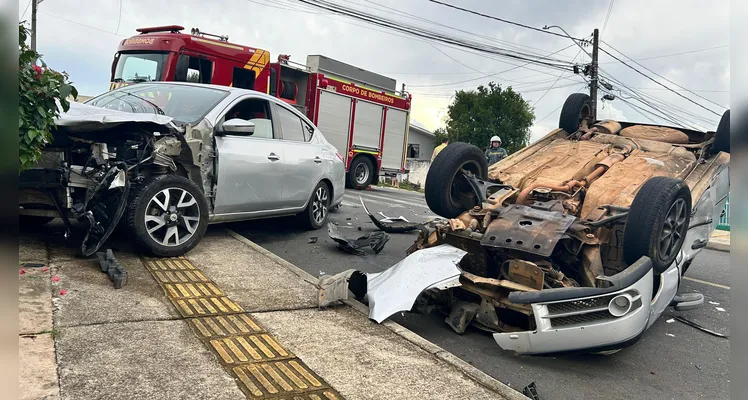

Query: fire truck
<box><xmin>108</xmin><ymin>25</ymin><xmax>412</xmax><ymax>190</ymax></box>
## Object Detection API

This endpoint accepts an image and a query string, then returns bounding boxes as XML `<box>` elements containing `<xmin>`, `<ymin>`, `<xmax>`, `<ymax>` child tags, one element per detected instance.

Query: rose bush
<box><xmin>18</xmin><ymin>22</ymin><xmax>77</xmax><ymax>172</ymax></box>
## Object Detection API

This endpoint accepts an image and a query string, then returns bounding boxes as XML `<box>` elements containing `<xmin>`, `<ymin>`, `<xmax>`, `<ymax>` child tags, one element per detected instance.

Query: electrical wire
<box><xmin>427</xmin><ymin>0</ymin><xmax>585</xmax><ymax>41</ymax></box>
<box><xmin>601</xmin><ymin>0</ymin><xmax>615</xmax><ymax>37</ymax></box>
<box><xmin>408</xmin><ymin>43</ymin><xmax>578</xmax><ymax>88</ymax></box>
<box><xmin>599</xmin><ymin>44</ymin><xmax>729</xmax><ymax>64</ymax></box>
<box><xmin>600</xmin><ymin>42</ymin><xmax>725</xmax><ymax>114</ymax></box>
<box><xmin>115</xmin><ymin>0</ymin><xmax>123</xmax><ymax>35</ymax></box>
<box><xmin>600</xmin><ymin>72</ymin><xmax>717</xmax><ymax>129</ymax></box>
<box><xmin>533</xmin><ymin>49</ymin><xmax>583</xmax><ymax>107</ymax></box>
<box><xmin>352</xmin><ymin>0</ymin><xmax>580</xmax><ymax>62</ymax></box>
<box><xmin>21</xmin><ymin>0</ymin><xmax>32</xmax><ymax>20</ymax></box>
<box><xmin>292</xmin><ymin>0</ymin><xmax>577</xmax><ymax>71</ymax></box>
<box><xmin>40</xmin><ymin>12</ymin><xmax>127</xmax><ymax>37</ymax></box>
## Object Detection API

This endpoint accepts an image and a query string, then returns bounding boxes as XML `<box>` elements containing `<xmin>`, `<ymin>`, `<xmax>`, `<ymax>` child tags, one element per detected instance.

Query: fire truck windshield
<box><xmin>113</xmin><ymin>52</ymin><xmax>167</xmax><ymax>83</ymax></box>
<box><xmin>88</xmin><ymin>83</ymin><xmax>229</xmax><ymax>126</ymax></box>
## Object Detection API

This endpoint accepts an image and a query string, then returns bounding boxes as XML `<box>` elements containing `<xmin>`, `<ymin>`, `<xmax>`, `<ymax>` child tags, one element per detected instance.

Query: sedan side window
<box><xmin>276</xmin><ymin>105</ymin><xmax>307</xmax><ymax>142</ymax></box>
<box><xmin>222</xmin><ymin>98</ymin><xmax>274</xmax><ymax>139</ymax></box>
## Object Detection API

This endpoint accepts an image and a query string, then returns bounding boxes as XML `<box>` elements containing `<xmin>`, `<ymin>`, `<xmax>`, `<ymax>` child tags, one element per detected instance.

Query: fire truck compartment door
<box><xmin>352</xmin><ymin>100</ymin><xmax>383</xmax><ymax>151</ymax></box>
<box><xmin>381</xmin><ymin>109</ymin><xmax>408</xmax><ymax>171</ymax></box>
<box><xmin>316</xmin><ymin>91</ymin><xmax>352</xmax><ymax>162</ymax></box>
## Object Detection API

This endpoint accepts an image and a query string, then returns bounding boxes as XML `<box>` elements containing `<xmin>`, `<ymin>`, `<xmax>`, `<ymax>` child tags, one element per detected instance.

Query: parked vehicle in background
<box><xmin>18</xmin><ymin>82</ymin><xmax>345</xmax><ymax>257</ymax></box>
<box><xmin>108</xmin><ymin>25</ymin><xmax>413</xmax><ymax>190</ymax></box>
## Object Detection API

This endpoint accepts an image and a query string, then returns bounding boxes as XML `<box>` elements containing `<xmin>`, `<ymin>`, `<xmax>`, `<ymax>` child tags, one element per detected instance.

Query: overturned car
<box><xmin>324</xmin><ymin>93</ymin><xmax>730</xmax><ymax>355</ymax></box>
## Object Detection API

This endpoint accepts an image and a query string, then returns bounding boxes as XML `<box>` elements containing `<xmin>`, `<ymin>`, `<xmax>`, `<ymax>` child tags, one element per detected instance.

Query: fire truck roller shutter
<box><xmin>280</xmin><ymin>80</ymin><xmax>298</xmax><ymax>101</ymax></box>
<box><xmin>316</xmin><ymin>90</ymin><xmax>353</xmax><ymax>162</ymax></box>
<box><xmin>352</xmin><ymin>100</ymin><xmax>383</xmax><ymax>150</ymax></box>
<box><xmin>381</xmin><ymin>108</ymin><xmax>408</xmax><ymax>171</ymax></box>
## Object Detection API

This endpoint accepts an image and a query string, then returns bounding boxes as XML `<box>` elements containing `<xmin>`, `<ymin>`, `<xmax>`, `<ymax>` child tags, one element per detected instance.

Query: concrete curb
<box><xmin>225</xmin><ymin>229</ymin><xmax>527</xmax><ymax>400</ymax></box>
<box><xmin>706</xmin><ymin>239</ymin><xmax>730</xmax><ymax>252</ymax></box>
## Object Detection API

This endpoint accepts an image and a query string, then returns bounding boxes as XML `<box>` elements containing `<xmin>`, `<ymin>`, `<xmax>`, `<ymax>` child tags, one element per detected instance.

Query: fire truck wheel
<box><xmin>425</xmin><ymin>142</ymin><xmax>488</xmax><ymax>218</ymax></box>
<box><xmin>348</xmin><ymin>156</ymin><xmax>374</xmax><ymax>190</ymax></box>
<box><xmin>127</xmin><ymin>174</ymin><xmax>209</xmax><ymax>257</ymax></box>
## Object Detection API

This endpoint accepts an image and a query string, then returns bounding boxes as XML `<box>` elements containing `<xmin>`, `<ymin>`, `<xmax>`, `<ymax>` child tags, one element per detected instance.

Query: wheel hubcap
<box><xmin>311</xmin><ymin>186</ymin><xmax>329</xmax><ymax>225</ymax></box>
<box><xmin>355</xmin><ymin>163</ymin><xmax>369</xmax><ymax>185</ymax></box>
<box><xmin>145</xmin><ymin>187</ymin><xmax>201</xmax><ymax>247</ymax></box>
<box><xmin>658</xmin><ymin>198</ymin><xmax>687</xmax><ymax>261</ymax></box>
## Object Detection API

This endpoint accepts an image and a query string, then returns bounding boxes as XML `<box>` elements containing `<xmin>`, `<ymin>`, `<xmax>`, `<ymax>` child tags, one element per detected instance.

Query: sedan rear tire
<box><xmin>302</xmin><ymin>181</ymin><xmax>331</xmax><ymax>230</ymax></box>
<box><xmin>127</xmin><ymin>175</ymin><xmax>209</xmax><ymax>257</ymax></box>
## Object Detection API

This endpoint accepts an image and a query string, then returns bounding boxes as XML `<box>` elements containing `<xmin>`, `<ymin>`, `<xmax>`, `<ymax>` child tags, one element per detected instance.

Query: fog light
<box><xmin>608</xmin><ymin>294</ymin><xmax>633</xmax><ymax>317</ymax></box>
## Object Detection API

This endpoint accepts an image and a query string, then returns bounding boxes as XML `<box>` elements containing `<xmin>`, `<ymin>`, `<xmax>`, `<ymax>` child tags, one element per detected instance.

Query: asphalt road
<box><xmin>229</xmin><ymin>186</ymin><xmax>730</xmax><ymax>400</ymax></box>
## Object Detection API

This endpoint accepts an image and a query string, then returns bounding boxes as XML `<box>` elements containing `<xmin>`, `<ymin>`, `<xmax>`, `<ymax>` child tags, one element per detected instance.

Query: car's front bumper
<box><xmin>494</xmin><ymin>256</ymin><xmax>655</xmax><ymax>355</ymax></box>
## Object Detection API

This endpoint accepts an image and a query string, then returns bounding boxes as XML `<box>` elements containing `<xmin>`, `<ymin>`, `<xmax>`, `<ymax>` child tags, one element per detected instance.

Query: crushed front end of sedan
<box><xmin>18</xmin><ymin>95</ymin><xmax>215</xmax><ymax>257</ymax></box>
<box><xmin>325</xmin><ymin>94</ymin><xmax>730</xmax><ymax>355</ymax></box>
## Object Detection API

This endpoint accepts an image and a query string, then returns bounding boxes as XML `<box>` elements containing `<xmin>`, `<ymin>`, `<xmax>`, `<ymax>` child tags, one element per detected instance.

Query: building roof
<box><xmin>409</xmin><ymin>118</ymin><xmax>434</xmax><ymax>136</ymax></box>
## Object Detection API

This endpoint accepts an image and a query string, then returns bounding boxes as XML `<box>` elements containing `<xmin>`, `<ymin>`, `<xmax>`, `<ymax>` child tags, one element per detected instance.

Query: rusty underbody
<box><xmin>407</xmin><ymin>120</ymin><xmax>729</xmax><ymax>334</ymax></box>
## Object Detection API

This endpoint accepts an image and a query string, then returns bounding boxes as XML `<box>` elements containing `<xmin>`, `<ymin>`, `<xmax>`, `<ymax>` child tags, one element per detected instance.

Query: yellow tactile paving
<box><xmin>141</xmin><ymin>256</ymin><xmax>345</xmax><ymax>400</ymax></box>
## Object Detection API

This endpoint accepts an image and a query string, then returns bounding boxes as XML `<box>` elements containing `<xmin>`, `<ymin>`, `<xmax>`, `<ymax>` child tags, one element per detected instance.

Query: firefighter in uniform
<box><xmin>485</xmin><ymin>136</ymin><xmax>508</xmax><ymax>165</ymax></box>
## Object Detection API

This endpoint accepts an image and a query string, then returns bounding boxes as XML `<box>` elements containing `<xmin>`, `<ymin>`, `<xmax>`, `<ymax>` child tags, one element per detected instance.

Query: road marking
<box><xmin>141</xmin><ymin>257</ymin><xmax>345</xmax><ymax>399</ymax></box>
<box><xmin>345</xmin><ymin>192</ymin><xmax>428</xmax><ymax>209</ymax></box>
<box><xmin>683</xmin><ymin>276</ymin><xmax>730</xmax><ymax>290</ymax></box>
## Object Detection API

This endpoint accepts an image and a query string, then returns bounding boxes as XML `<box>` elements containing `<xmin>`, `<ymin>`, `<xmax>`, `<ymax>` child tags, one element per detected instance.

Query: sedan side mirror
<box><xmin>218</xmin><ymin>118</ymin><xmax>256</xmax><ymax>135</ymax></box>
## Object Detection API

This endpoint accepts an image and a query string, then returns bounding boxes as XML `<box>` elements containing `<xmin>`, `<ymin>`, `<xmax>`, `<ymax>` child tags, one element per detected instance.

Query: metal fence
<box><xmin>717</xmin><ymin>195</ymin><xmax>730</xmax><ymax>231</ymax></box>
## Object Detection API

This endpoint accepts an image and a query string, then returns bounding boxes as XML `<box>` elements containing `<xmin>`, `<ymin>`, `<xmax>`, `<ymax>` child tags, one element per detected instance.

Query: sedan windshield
<box><xmin>113</xmin><ymin>52</ymin><xmax>167</xmax><ymax>83</ymax></box>
<box><xmin>87</xmin><ymin>83</ymin><xmax>229</xmax><ymax>126</ymax></box>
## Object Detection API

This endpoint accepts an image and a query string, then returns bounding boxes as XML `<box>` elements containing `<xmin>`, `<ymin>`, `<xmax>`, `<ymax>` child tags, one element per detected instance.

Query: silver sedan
<box><xmin>20</xmin><ymin>82</ymin><xmax>344</xmax><ymax>257</ymax></box>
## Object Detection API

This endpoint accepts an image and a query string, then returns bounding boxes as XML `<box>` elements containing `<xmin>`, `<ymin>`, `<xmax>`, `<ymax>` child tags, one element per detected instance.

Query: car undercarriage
<box><xmin>319</xmin><ymin>93</ymin><xmax>730</xmax><ymax>355</ymax></box>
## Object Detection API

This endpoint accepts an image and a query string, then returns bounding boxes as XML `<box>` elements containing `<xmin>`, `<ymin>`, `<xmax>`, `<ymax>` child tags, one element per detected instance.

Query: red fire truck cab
<box><xmin>109</xmin><ymin>25</ymin><xmax>412</xmax><ymax>189</ymax></box>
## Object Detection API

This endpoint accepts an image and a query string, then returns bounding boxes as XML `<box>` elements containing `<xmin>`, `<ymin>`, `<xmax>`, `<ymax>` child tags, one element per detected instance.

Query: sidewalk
<box><xmin>707</xmin><ymin>229</ymin><xmax>730</xmax><ymax>252</ymax></box>
<box><xmin>19</xmin><ymin>225</ymin><xmax>525</xmax><ymax>400</ymax></box>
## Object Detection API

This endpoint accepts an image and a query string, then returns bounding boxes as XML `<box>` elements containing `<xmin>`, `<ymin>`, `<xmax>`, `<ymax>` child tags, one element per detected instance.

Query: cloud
<box><xmin>21</xmin><ymin>0</ymin><xmax>730</xmax><ymax>132</ymax></box>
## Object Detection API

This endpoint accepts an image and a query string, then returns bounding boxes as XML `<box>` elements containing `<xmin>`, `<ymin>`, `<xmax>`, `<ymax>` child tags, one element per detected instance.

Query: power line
<box><xmin>599</xmin><ymin>44</ymin><xmax>729</xmax><ymax>64</ymax></box>
<box><xmin>39</xmin><ymin>12</ymin><xmax>127</xmax><ymax>37</ymax></box>
<box><xmin>353</xmin><ymin>0</ymin><xmax>579</xmax><ymax>62</ymax></box>
<box><xmin>533</xmin><ymin>49</ymin><xmax>583</xmax><ymax>107</ymax></box>
<box><xmin>535</xmin><ymin>84</ymin><xmax>588</xmax><ymax>123</ymax></box>
<box><xmin>115</xmin><ymin>0</ymin><xmax>123</xmax><ymax>35</ymax></box>
<box><xmin>600</xmin><ymin>41</ymin><xmax>726</xmax><ymax>113</ymax></box>
<box><xmin>427</xmin><ymin>0</ymin><xmax>585</xmax><ymax>41</ymax></box>
<box><xmin>408</xmin><ymin>43</ymin><xmax>577</xmax><ymax>88</ymax></box>
<box><xmin>21</xmin><ymin>0</ymin><xmax>32</xmax><ymax>20</ymax></box>
<box><xmin>293</xmin><ymin>0</ymin><xmax>576</xmax><ymax>71</ymax></box>
<box><xmin>601</xmin><ymin>0</ymin><xmax>615</xmax><ymax>36</ymax></box>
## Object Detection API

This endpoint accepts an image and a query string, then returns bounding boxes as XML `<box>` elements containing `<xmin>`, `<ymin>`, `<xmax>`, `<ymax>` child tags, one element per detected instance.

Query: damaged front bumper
<box><xmin>494</xmin><ymin>256</ymin><xmax>654</xmax><ymax>355</ymax></box>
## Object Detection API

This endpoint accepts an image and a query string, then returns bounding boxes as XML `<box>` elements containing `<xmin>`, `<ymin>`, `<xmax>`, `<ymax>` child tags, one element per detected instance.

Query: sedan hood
<box><xmin>54</xmin><ymin>101</ymin><xmax>175</xmax><ymax>133</ymax></box>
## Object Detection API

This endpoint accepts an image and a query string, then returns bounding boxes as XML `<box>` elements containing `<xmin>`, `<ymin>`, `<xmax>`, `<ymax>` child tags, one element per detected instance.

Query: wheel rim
<box><xmin>577</xmin><ymin>103</ymin><xmax>592</xmax><ymax>130</ymax></box>
<box><xmin>145</xmin><ymin>187</ymin><xmax>201</xmax><ymax>247</ymax></box>
<box><xmin>658</xmin><ymin>198</ymin><xmax>688</xmax><ymax>261</ymax></box>
<box><xmin>355</xmin><ymin>162</ymin><xmax>370</xmax><ymax>185</ymax></box>
<box><xmin>311</xmin><ymin>185</ymin><xmax>329</xmax><ymax>225</ymax></box>
<box><xmin>448</xmin><ymin>160</ymin><xmax>482</xmax><ymax>210</ymax></box>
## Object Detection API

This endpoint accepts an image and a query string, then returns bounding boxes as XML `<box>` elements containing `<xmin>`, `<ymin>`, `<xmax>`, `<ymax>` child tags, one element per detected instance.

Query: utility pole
<box><xmin>590</xmin><ymin>28</ymin><xmax>599</xmax><ymax>122</ymax></box>
<box><xmin>31</xmin><ymin>0</ymin><xmax>38</xmax><ymax>51</ymax></box>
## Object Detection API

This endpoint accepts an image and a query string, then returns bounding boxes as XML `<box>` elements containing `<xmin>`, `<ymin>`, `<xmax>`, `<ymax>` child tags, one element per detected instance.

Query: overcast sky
<box><xmin>19</xmin><ymin>0</ymin><xmax>729</xmax><ymax>143</ymax></box>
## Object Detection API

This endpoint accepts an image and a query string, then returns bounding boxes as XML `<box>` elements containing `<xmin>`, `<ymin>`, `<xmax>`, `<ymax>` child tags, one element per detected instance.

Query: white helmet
<box><xmin>490</xmin><ymin>135</ymin><xmax>502</xmax><ymax>144</ymax></box>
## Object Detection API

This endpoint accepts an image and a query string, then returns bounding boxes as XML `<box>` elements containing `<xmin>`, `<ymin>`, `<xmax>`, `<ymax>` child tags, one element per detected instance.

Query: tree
<box><xmin>443</xmin><ymin>82</ymin><xmax>534</xmax><ymax>154</ymax></box>
<box><xmin>19</xmin><ymin>22</ymin><xmax>77</xmax><ymax>172</ymax></box>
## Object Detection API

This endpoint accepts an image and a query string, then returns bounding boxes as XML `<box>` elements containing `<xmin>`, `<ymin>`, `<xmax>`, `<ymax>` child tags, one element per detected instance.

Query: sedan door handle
<box><xmin>314</xmin><ymin>156</ymin><xmax>322</xmax><ymax>164</ymax></box>
<box><xmin>267</xmin><ymin>153</ymin><xmax>280</xmax><ymax>161</ymax></box>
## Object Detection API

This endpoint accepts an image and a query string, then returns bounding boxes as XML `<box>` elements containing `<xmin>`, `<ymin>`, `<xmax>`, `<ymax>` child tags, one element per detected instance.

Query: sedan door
<box><xmin>213</xmin><ymin>96</ymin><xmax>285</xmax><ymax>215</ymax></box>
<box><xmin>273</xmin><ymin>103</ymin><xmax>325</xmax><ymax>209</ymax></box>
